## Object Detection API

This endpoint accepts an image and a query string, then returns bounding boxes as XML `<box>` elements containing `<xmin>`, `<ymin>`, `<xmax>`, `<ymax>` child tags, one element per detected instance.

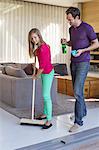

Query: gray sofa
<box><xmin>0</xmin><ymin>71</ymin><xmax>57</xmax><ymax>115</ymax></box>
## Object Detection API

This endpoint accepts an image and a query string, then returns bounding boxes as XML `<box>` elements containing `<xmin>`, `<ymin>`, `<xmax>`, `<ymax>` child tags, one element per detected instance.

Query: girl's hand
<box><xmin>32</xmin><ymin>74</ymin><xmax>38</xmax><ymax>80</ymax></box>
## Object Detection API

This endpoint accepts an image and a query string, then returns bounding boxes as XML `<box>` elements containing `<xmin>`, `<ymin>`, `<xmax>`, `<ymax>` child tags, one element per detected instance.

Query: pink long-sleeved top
<box><xmin>36</xmin><ymin>43</ymin><xmax>53</xmax><ymax>74</ymax></box>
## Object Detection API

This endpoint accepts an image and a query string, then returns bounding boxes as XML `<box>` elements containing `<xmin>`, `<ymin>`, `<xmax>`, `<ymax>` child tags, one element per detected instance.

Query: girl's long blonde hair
<box><xmin>28</xmin><ymin>28</ymin><xmax>44</xmax><ymax>58</ymax></box>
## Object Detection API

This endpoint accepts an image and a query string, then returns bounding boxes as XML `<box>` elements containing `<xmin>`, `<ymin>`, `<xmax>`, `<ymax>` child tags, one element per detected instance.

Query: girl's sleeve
<box><xmin>39</xmin><ymin>45</ymin><xmax>49</xmax><ymax>70</ymax></box>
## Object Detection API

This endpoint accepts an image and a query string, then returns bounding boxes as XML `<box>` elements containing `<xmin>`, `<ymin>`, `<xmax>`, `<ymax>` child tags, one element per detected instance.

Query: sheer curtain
<box><xmin>0</xmin><ymin>0</ymin><xmax>70</xmax><ymax>64</ymax></box>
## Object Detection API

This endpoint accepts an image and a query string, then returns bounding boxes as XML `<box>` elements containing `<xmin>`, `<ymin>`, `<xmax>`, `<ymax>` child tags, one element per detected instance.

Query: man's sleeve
<box><xmin>86</xmin><ymin>25</ymin><xmax>97</xmax><ymax>41</ymax></box>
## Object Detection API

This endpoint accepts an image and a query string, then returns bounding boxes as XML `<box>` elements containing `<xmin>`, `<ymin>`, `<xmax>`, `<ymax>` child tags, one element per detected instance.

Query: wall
<box><xmin>82</xmin><ymin>0</ymin><xmax>99</xmax><ymax>32</ymax></box>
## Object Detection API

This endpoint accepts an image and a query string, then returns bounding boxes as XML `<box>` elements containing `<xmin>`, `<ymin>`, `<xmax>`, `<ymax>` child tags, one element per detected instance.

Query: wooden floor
<box><xmin>74</xmin><ymin>138</ymin><xmax>99</xmax><ymax>150</ymax></box>
<box><xmin>78</xmin><ymin>142</ymin><xmax>99</xmax><ymax>150</ymax></box>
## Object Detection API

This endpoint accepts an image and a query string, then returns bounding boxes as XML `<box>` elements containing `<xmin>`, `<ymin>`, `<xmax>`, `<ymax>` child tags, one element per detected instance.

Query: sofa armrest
<box><xmin>0</xmin><ymin>74</ymin><xmax>33</xmax><ymax>108</ymax></box>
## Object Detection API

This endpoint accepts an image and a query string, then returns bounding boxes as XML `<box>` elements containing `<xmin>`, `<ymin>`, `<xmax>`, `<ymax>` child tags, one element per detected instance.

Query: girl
<box><xmin>28</xmin><ymin>28</ymin><xmax>54</xmax><ymax>129</ymax></box>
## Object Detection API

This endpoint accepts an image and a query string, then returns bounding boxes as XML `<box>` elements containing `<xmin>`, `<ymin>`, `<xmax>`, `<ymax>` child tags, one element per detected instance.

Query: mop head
<box><xmin>20</xmin><ymin>118</ymin><xmax>45</xmax><ymax>126</ymax></box>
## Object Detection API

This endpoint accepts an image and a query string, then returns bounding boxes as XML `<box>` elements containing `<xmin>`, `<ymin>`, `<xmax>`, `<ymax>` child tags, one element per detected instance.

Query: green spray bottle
<box><xmin>62</xmin><ymin>44</ymin><xmax>67</xmax><ymax>54</ymax></box>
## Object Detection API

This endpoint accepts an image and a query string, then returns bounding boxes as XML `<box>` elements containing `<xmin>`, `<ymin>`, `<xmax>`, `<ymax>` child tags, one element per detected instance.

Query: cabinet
<box><xmin>90</xmin><ymin>50</ymin><xmax>99</xmax><ymax>72</ymax></box>
<box><xmin>56</xmin><ymin>76</ymin><xmax>99</xmax><ymax>99</ymax></box>
<box><xmin>57</xmin><ymin>78</ymin><xmax>67</xmax><ymax>94</ymax></box>
<box><xmin>90</xmin><ymin>51</ymin><xmax>99</xmax><ymax>72</ymax></box>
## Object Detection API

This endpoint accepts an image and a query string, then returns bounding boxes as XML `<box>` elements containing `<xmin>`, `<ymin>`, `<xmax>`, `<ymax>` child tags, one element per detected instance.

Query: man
<box><xmin>61</xmin><ymin>7</ymin><xmax>99</xmax><ymax>132</ymax></box>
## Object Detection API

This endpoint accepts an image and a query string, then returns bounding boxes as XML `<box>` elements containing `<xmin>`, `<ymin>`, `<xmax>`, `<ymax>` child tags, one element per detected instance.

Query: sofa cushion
<box><xmin>0</xmin><ymin>65</ymin><xmax>5</xmax><ymax>72</ymax></box>
<box><xmin>5</xmin><ymin>66</ymin><xmax>27</xmax><ymax>78</ymax></box>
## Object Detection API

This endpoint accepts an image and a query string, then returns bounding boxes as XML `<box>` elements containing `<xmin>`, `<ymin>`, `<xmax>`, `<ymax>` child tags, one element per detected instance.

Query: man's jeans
<box><xmin>70</xmin><ymin>62</ymin><xmax>90</xmax><ymax>126</ymax></box>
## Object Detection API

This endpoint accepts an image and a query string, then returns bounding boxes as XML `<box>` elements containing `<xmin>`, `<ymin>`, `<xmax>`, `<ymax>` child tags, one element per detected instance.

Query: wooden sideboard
<box><xmin>56</xmin><ymin>76</ymin><xmax>99</xmax><ymax>98</ymax></box>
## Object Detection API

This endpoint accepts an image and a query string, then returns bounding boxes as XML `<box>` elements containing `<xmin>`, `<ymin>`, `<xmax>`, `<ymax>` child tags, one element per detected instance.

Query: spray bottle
<box><xmin>61</xmin><ymin>39</ymin><xmax>67</xmax><ymax>54</ymax></box>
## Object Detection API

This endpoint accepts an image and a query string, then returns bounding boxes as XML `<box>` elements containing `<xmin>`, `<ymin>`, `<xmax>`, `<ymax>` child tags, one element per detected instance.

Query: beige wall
<box><xmin>82</xmin><ymin>0</ymin><xmax>99</xmax><ymax>32</ymax></box>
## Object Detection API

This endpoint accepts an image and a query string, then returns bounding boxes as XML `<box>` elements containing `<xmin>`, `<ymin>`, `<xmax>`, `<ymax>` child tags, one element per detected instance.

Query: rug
<box><xmin>0</xmin><ymin>93</ymin><xmax>99</xmax><ymax>119</ymax></box>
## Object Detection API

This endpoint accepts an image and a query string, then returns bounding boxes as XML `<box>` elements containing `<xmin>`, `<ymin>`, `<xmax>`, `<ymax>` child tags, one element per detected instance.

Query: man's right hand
<box><xmin>61</xmin><ymin>38</ymin><xmax>71</xmax><ymax>47</ymax></box>
<box><xmin>61</xmin><ymin>38</ymin><xmax>67</xmax><ymax>44</ymax></box>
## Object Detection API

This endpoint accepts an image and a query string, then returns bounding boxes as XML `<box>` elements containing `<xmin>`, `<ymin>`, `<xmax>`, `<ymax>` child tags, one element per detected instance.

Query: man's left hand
<box><xmin>74</xmin><ymin>49</ymin><xmax>83</xmax><ymax>57</ymax></box>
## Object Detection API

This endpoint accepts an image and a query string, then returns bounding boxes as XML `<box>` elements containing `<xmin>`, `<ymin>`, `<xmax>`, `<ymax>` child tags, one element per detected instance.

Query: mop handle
<box><xmin>31</xmin><ymin>56</ymin><xmax>36</xmax><ymax>120</ymax></box>
<box><xmin>32</xmin><ymin>56</ymin><xmax>36</xmax><ymax>75</ymax></box>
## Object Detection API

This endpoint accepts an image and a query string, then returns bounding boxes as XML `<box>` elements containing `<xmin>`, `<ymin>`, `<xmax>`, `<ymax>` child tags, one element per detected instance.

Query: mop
<box><xmin>20</xmin><ymin>56</ymin><xmax>45</xmax><ymax>126</ymax></box>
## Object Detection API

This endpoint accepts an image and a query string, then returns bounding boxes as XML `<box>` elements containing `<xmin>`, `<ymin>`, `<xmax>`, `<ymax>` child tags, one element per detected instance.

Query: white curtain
<box><xmin>0</xmin><ymin>0</ymin><xmax>70</xmax><ymax>64</ymax></box>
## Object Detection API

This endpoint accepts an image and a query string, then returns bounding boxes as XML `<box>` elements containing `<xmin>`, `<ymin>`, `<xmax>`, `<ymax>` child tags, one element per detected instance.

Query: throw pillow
<box><xmin>23</xmin><ymin>64</ymin><xmax>38</xmax><ymax>75</ymax></box>
<box><xmin>5</xmin><ymin>66</ymin><xmax>27</xmax><ymax>78</ymax></box>
<box><xmin>53</xmin><ymin>63</ymin><xmax>68</xmax><ymax>76</ymax></box>
<box><xmin>23</xmin><ymin>64</ymin><xmax>33</xmax><ymax>75</ymax></box>
<box><xmin>0</xmin><ymin>65</ymin><xmax>4</xmax><ymax>71</ymax></box>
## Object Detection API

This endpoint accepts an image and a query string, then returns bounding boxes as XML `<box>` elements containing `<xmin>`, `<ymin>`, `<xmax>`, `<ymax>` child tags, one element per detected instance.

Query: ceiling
<box><xmin>23</xmin><ymin>0</ymin><xmax>94</xmax><ymax>7</ymax></box>
<box><xmin>0</xmin><ymin>0</ymin><xmax>93</xmax><ymax>14</ymax></box>
<box><xmin>0</xmin><ymin>2</ymin><xmax>22</xmax><ymax>14</ymax></box>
